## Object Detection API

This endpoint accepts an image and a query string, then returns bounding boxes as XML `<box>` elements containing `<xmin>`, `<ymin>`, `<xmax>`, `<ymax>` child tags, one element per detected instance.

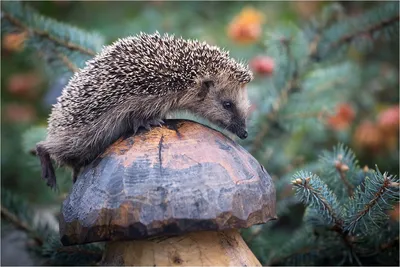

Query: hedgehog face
<box><xmin>217</xmin><ymin>85</ymin><xmax>250</xmax><ymax>140</ymax></box>
<box><xmin>191</xmin><ymin>79</ymin><xmax>250</xmax><ymax>139</ymax></box>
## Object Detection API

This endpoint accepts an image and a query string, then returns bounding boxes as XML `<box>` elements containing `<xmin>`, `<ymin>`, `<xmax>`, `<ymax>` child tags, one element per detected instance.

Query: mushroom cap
<box><xmin>59</xmin><ymin>120</ymin><xmax>276</xmax><ymax>246</ymax></box>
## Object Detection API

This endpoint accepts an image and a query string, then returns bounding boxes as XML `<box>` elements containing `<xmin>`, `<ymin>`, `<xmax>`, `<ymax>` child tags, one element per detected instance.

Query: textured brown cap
<box><xmin>59</xmin><ymin>120</ymin><xmax>276</xmax><ymax>245</ymax></box>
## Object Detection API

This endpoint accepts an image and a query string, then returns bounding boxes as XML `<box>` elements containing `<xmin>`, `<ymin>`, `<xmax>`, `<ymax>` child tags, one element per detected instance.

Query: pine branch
<box><xmin>308</xmin><ymin>34</ymin><xmax>321</xmax><ymax>59</ymax></box>
<box><xmin>243</xmin><ymin>225</ymin><xmax>264</xmax><ymax>244</ymax></box>
<box><xmin>306</xmin><ymin>3</ymin><xmax>346</xmax><ymax>60</ymax></box>
<box><xmin>1</xmin><ymin>204</ymin><xmax>43</xmax><ymax>245</ymax></box>
<box><xmin>266</xmin><ymin>227</ymin><xmax>327</xmax><ymax>266</ymax></box>
<box><xmin>1</xmin><ymin>1</ymin><xmax>104</xmax><ymax>76</ymax></box>
<box><xmin>291</xmin><ymin>171</ymin><xmax>360</xmax><ymax>258</ymax></box>
<box><xmin>286</xmin><ymin>147</ymin><xmax>399</xmax><ymax>265</ymax></box>
<box><xmin>36</xmin><ymin>50</ymin><xmax>79</xmax><ymax>73</ymax></box>
<box><xmin>2</xmin><ymin>12</ymin><xmax>96</xmax><ymax>56</ymax></box>
<box><xmin>344</xmin><ymin>170</ymin><xmax>399</xmax><ymax>235</ymax></box>
<box><xmin>292</xmin><ymin>172</ymin><xmax>343</xmax><ymax>228</ymax></box>
<box><xmin>41</xmin><ymin>234</ymin><xmax>103</xmax><ymax>266</ymax></box>
<box><xmin>55</xmin><ymin>52</ymin><xmax>80</xmax><ymax>72</ymax></box>
<box><xmin>269</xmin><ymin>245</ymin><xmax>322</xmax><ymax>266</ymax></box>
<box><xmin>1</xmin><ymin>189</ymin><xmax>103</xmax><ymax>266</ymax></box>
<box><xmin>334</xmin><ymin>155</ymin><xmax>354</xmax><ymax>196</ymax></box>
<box><xmin>329</xmin><ymin>14</ymin><xmax>399</xmax><ymax>50</ymax></box>
<box><xmin>315</xmin><ymin>2</ymin><xmax>399</xmax><ymax>59</ymax></box>
<box><xmin>380</xmin><ymin>236</ymin><xmax>399</xmax><ymax>251</ymax></box>
<box><xmin>320</xmin><ymin>144</ymin><xmax>359</xmax><ymax>200</ymax></box>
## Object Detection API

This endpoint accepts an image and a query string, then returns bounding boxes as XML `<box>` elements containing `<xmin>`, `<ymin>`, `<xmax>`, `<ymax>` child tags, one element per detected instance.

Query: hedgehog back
<box><xmin>47</xmin><ymin>33</ymin><xmax>250</xmax><ymax>133</ymax></box>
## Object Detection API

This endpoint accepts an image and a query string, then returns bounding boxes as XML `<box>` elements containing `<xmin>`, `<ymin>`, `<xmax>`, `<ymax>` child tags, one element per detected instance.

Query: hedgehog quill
<box><xmin>36</xmin><ymin>32</ymin><xmax>253</xmax><ymax>189</ymax></box>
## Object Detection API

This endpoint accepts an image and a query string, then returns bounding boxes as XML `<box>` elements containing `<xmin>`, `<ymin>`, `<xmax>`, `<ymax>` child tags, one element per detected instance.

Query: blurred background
<box><xmin>1</xmin><ymin>1</ymin><xmax>399</xmax><ymax>266</ymax></box>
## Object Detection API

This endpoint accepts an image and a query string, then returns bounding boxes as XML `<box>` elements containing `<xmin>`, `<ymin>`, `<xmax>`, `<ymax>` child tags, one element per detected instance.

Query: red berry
<box><xmin>3</xmin><ymin>103</ymin><xmax>37</xmax><ymax>123</ymax></box>
<box><xmin>7</xmin><ymin>72</ymin><xmax>41</xmax><ymax>99</ymax></box>
<box><xmin>250</xmin><ymin>56</ymin><xmax>274</xmax><ymax>76</ymax></box>
<box><xmin>378</xmin><ymin>105</ymin><xmax>399</xmax><ymax>133</ymax></box>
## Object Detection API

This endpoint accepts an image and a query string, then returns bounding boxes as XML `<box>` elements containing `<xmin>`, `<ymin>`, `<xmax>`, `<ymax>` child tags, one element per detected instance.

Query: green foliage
<box><xmin>293</xmin><ymin>171</ymin><xmax>342</xmax><ymax>227</ymax></box>
<box><xmin>1</xmin><ymin>190</ymin><xmax>103</xmax><ymax>265</ymax></box>
<box><xmin>344</xmin><ymin>169</ymin><xmax>399</xmax><ymax>235</ymax></box>
<box><xmin>250</xmin><ymin>145</ymin><xmax>399</xmax><ymax>266</ymax></box>
<box><xmin>40</xmin><ymin>234</ymin><xmax>103</xmax><ymax>266</ymax></box>
<box><xmin>319</xmin><ymin>144</ymin><xmax>360</xmax><ymax>199</ymax></box>
<box><xmin>2</xmin><ymin>1</ymin><xmax>104</xmax><ymax>77</ymax></box>
<box><xmin>1</xmin><ymin>1</ymin><xmax>398</xmax><ymax>266</ymax></box>
<box><xmin>20</xmin><ymin>126</ymin><xmax>73</xmax><ymax>193</ymax></box>
<box><xmin>315</xmin><ymin>1</ymin><xmax>399</xmax><ymax>60</ymax></box>
<box><xmin>21</xmin><ymin>126</ymin><xmax>47</xmax><ymax>155</ymax></box>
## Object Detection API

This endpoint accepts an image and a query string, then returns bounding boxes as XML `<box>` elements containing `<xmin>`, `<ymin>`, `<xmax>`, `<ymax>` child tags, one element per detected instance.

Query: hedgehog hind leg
<box><xmin>72</xmin><ymin>169</ymin><xmax>78</xmax><ymax>183</ymax></box>
<box><xmin>72</xmin><ymin>165</ymin><xmax>82</xmax><ymax>183</ymax></box>
<box><xmin>36</xmin><ymin>144</ymin><xmax>58</xmax><ymax>190</ymax></box>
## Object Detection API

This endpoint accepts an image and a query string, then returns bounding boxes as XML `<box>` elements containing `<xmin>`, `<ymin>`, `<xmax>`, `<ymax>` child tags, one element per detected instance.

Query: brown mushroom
<box><xmin>59</xmin><ymin>119</ymin><xmax>276</xmax><ymax>266</ymax></box>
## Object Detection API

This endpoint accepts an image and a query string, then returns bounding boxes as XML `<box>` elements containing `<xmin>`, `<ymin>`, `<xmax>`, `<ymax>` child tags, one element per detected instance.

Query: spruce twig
<box><xmin>36</xmin><ymin>50</ymin><xmax>79</xmax><ymax>73</ymax></box>
<box><xmin>380</xmin><ymin>236</ymin><xmax>399</xmax><ymax>251</ymax></box>
<box><xmin>2</xmin><ymin>11</ymin><xmax>96</xmax><ymax>56</ymax></box>
<box><xmin>310</xmin><ymin>7</ymin><xmax>399</xmax><ymax>59</ymax></box>
<box><xmin>293</xmin><ymin>176</ymin><xmax>343</xmax><ymax>228</ymax></box>
<box><xmin>292</xmin><ymin>174</ymin><xmax>358</xmax><ymax>258</ymax></box>
<box><xmin>329</xmin><ymin>14</ymin><xmax>400</xmax><ymax>50</ymax></box>
<box><xmin>55</xmin><ymin>51</ymin><xmax>80</xmax><ymax>72</ymax></box>
<box><xmin>334</xmin><ymin>155</ymin><xmax>354</xmax><ymax>196</ymax></box>
<box><xmin>1</xmin><ymin>204</ymin><xmax>43</xmax><ymax>245</ymax></box>
<box><xmin>308</xmin><ymin>33</ymin><xmax>321</xmax><ymax>59</ymax></box>
<box><xmin>346</xmin><ymin>173</ymin><xmax>398</xmax><ymax>233</ymax></box>
<box><xmin>250</xmin><ymin>82</ymin><xmax>291</xmax><ymax>153</ymax></box>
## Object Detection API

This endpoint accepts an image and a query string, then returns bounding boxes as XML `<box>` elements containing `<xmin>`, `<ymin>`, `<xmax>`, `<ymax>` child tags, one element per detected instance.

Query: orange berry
<box><xmin>327</xmin><ymin>103</ymin><xmax>355</xmax><ymax>131</ymax></box>
<box><xmin>2</xmin><ymin>32</ymin><xmax>27</xmax><ymax>52</ymax></box>
<box><xmin>353</xmin><ymin>120</ymin><xmax>383</xmax><ymax>152</ymax></box>
<box><xmin>227</xmin><ymin>7</ymin><xmax>265</xmax><ymax>44</ymax></box>
<box><xmin>378</xmin><ymin>105</ymin><xmax>399</xmax><ymax>134</ymax></box>
<box><xmin>389</xmin><ymin>203</ymin><xmax>399</xmax><ymax>222</ymax></box>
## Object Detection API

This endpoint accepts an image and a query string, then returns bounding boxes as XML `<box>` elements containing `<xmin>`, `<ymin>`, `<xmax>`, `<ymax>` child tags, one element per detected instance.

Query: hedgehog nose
<box><xmin>239</xmin><ymin>130</ymin><xmax>248</xmax><ymax>139</ymax></box>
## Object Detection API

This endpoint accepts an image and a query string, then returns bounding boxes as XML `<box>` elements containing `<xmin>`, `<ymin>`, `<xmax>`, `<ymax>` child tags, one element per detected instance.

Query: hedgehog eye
<box><xmin>223</xmin><ymin>101</ymin><xmax>233</xmax><ymax>110</ymax></box>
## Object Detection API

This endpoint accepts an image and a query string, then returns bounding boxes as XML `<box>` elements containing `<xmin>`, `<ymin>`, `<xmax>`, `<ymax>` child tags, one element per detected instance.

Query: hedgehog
<box><xmin>36</xmin><ymin>32</ymin><xmax>254</xmax><ymax>189</ymax></box>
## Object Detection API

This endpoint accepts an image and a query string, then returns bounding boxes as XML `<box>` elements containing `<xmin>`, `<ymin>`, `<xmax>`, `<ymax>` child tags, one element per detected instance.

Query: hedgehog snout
<box><xmin>239</xmin><ymin>130</ymin><xmax>248</xmax><ymax>139</ymax></box>
<box><xmin>226</xmin><ymin>122</ymin><xmax>248</xmax><ymax>140</ymax></box>
<box><xmin>237</xmin><ymin>128</ymin><xmax>248</xmax><ymax>139</ymax></box>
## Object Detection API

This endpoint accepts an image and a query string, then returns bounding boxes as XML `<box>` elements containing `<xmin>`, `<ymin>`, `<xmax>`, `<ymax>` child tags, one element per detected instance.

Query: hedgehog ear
<box><xmin>198</xmin><ymin>79</ymin><xmax>214</xmax><ymax>100</ymax></box>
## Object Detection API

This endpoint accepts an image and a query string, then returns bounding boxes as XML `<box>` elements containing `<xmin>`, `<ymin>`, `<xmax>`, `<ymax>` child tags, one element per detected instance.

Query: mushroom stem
<box><xmin>101</xmin><ymin>229</ymin><xmax>261</xmax><ymax>266</ymax></box>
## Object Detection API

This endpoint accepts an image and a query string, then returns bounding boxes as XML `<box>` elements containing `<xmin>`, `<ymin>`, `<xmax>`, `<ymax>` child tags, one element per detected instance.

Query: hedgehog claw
<box><xmin>143</xmin><ymin>123</ymin><xmax>152</xmax><ymax>131</ymax></box>
<box><xmin>148</xmin><ymin>118</ymin><xmax>164</xmax><ymax>128</ymax></box>
<box><xmin>140</xmin><ymin>119</ymin><xmax>160</xmax><ymax>131</ymax></box>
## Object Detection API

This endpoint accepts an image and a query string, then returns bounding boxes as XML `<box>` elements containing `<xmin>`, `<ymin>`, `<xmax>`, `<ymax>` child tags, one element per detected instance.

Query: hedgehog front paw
<box><xmin>143</xmin><ymin>118</ymin><xmax>164</xmax><ymax>130</ymax></box>
<box><xmin>150</xmin><ymin>118</ymin><xmax>165</xmax><ymax>127</ymax></box>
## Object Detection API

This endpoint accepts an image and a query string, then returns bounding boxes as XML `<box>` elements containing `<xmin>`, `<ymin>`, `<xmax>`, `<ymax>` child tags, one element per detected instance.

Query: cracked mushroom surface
<box><xmin>59</xmin><ymin>120</ymin><xmax>276</xmax><ymax>246</ymax></box>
